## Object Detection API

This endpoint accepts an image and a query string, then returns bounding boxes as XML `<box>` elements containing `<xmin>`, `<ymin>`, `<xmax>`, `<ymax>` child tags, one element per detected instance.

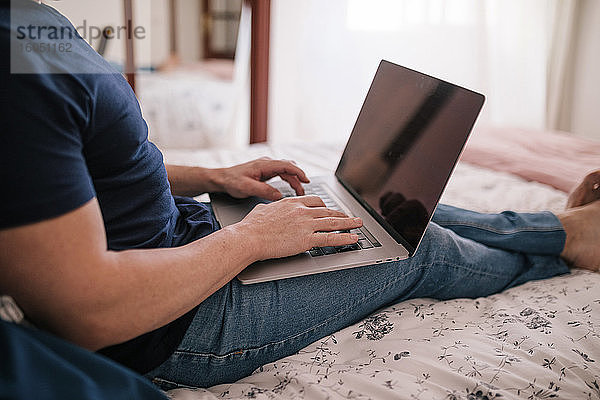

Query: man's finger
<box><xmin>306</xmin><ymin>207</ymin><xmax>348</xmax><ymax>218</ymax></box>
<box><xmin>312</xmin><ymin>232</ymin><xmax>359</xmax><ymax>248</ymax></box>
<box><xmin>280</xmin><ymin>174</ymin><xmax>305</xmax><ymax>196</ymax></box>
<box><xmin>295</xmin><ymin>195</ymin><xmax>326</xmax><ymax>208</ymax></box>
<box><xmin>313</xmin><ymin>216</ymin><xmax>362</xmax><ymax>232</ymax></box>
<box><xmin>244</xmin><ymin>179</ymin><xmax>283</xmax><ymax>201</ymax></box>
<box><xmin>260</xmin><ymin>160</ymin><xmax>310</xmax><ymax>183</ymax></box>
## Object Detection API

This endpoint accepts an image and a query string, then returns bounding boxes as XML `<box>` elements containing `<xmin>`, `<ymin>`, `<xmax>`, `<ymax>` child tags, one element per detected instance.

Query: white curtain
<box><xmin>269</xmin><ymin>0</ymin><xmax>571</xmax><ymax>144</ymax></box>
<box><xmin>546</xmin><ymin>0</ymin><xmax>581</xmax><ymax>131</ymax></box>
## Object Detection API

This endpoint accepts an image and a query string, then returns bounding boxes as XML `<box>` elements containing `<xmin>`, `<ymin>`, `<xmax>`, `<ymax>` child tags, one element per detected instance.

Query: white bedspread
<box><xmin>137</xmin><ymin>72</ymin><xmax>236</xmax><ymax>149</ymax></box>
<box><xmin>162</xmin><ymin>143</ymin><xmax>600</xmax><ymax>400</ymax></box>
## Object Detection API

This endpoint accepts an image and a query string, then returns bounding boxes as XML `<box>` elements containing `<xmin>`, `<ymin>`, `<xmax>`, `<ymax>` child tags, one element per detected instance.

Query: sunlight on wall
<box><xmin>346</xmin><ymin>0</ymin><xmax>475</xmax><ymax>30</ymax></box>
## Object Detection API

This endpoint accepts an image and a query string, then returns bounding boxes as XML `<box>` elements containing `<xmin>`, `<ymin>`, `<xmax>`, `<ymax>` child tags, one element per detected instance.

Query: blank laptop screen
<box><xmin>336</xmin><ymin>60</ymin><xmax>485</xmax><ymax>253</ymax></box>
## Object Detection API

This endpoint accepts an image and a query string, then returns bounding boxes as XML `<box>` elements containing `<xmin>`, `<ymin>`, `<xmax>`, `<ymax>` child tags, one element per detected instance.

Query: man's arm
<box><xmin>164</xmin><ymin>164</ymin><xmax>223</xmax><ymax>197</ymax></box>
<box><xmin>0</xmin><ymin>196</ymin><xmax>361</xmax><ymax>351</ymax></box>
<box><xmin>165</xmin><ymin>158</ymin><xmax>309</xmax><ymax>200</ymax></box>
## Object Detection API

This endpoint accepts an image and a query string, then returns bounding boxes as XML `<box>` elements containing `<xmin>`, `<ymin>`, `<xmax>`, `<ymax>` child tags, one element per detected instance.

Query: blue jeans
<box><xmin>147</xmin><ymin>204</ymin><xmax>569</xmax><ymax>389</ymax></box>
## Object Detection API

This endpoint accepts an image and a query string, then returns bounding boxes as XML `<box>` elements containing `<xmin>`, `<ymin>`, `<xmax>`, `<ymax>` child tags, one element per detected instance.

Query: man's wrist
<box><xmin>189</xmin><ymin>167</ymin><xmax>226</xmax><ymax>194</ymax></box>
<box><xmin>221</xmin><ymin>222</ymin><xmax>262</xmax><ymax>265</ymax></box>
<box><xmin>165</xmin><ymin>164</ymin><xmax>224</xmax><ymax>196</ymax></box>
<box><xmin>200</xmin><ymin>167</ymin><xmax>226</xmax><ymax>193</ymax></box>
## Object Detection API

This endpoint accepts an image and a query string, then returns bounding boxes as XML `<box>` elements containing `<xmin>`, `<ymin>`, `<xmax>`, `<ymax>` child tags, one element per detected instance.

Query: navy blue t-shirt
<box><xmin>1</xmin><ymin>0</ymin><xmax>216</xmax><ymax>374</ymax></box>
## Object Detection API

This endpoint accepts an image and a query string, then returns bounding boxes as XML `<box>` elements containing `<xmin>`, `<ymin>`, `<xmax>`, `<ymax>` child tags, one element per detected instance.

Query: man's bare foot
<box><xmin>558</xmin><ymin>200</ymin><xmax>600</xmax><ymax>271</ymax></box>
<box><xmin>566</xmin><ymin>170</ymin><xmax>600</xmax><ymax>208</ymax></box>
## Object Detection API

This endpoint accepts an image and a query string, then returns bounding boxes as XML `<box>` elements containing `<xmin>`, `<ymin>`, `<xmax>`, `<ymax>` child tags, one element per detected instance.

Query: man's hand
<box><xmin>166</xmin><ymin>158</ymin><xmax>310</xmax><ymax>200</ymax></box>
<box><xmin>213</xmin><ymin>157</ymin><xmax>310</xmax><ymax>201</ymax></box>
<box><xmin>235</xmin><ymin>195</ymin><xmax>363</xmax><ymax>261</ymax></box>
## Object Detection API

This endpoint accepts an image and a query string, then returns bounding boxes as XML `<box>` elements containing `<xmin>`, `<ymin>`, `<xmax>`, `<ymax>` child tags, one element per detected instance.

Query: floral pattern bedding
<box><xmin>162</xmin><ymin>144</ymin><xmax>600</xmax><ymax>400</ymax></box>
<box><xmin>169</xmin><ymin>270</ymin><xmax>599</xmax><ymax>400</ymax></box>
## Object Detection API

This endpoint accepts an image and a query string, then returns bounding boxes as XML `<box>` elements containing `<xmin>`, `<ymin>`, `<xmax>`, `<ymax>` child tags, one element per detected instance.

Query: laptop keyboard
<box><xmin>279</xmin><ymin>183</ymin><xmax>382</xmax><ymax>257</ymax></box>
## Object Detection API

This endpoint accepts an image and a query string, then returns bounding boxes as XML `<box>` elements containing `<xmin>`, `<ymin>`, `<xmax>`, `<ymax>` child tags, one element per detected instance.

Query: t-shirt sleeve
<box><xmin>0</xmin><ymin>73</ymin><xmax>96</xmax><ymax>229</ymax></box>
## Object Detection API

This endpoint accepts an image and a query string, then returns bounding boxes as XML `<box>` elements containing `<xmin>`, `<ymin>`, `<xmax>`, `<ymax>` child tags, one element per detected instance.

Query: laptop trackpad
<box><xmin>210</xmin><ymin>193</ymin><xmax>267</xmax><ymax>226</ymax></box>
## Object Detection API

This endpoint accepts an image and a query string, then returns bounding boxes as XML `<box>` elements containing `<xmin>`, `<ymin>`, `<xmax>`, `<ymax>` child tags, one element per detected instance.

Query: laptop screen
<box><xmin>336</xmin><ymin>60</ymin><xmax>485</xmax><ymax>254</ymax></box>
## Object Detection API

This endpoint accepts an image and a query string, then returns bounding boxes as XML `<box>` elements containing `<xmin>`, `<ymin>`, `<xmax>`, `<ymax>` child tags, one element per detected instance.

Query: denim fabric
<box><xmin>432</xmin><ymin>204</ymin><xmax>566</xmax><ymax>255</ymax></box>
<box><xmin>147</xmin><ymin>204</ymin><xmax>569</xmax><ymax>389</ymax></box>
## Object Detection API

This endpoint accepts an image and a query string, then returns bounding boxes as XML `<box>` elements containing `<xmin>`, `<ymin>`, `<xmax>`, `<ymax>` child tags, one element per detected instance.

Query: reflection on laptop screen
<box><xmin>336</xmin><ymin>60</ymin><xmax>484</xmax><ymax>253</ymax></box>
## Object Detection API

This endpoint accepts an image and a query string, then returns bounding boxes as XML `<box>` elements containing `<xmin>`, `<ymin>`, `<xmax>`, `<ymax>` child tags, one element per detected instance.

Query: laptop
<box><xmin>210</xmin><ymin>60</ymin><xmax>485</xmax><ymax>284</ymax></box>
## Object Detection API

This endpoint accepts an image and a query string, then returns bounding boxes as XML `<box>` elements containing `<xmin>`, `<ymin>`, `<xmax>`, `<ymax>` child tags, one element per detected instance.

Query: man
<box><xmin>1</xmin><ymin>0</ymin><xmax>599</xmax><ymax>390</ymax></box>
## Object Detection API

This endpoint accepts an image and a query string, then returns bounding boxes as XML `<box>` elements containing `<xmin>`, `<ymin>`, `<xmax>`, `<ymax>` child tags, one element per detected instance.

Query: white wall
<box><xmin>44</xmin><ymin>0</ymin><xmax>200</xmax><ymax>69</ymax></box>
<box><xmin>175</xmin><ymin>0</ymin><xmax>202</xmax><ymax>63</ymax></box>
<box><xmin>569</xmin><ymin>0</ymin><xmax>600</xmax><ymax>139</ymax></box>
<box><xmin>148</xmin><ymin>0</ymin><xmax>170</xmax><ymax>66</ymax></box>
<box><xmin>47</xmin><ymin>0</ymin><xmax>128</xmax><ymax>66</ymax></box>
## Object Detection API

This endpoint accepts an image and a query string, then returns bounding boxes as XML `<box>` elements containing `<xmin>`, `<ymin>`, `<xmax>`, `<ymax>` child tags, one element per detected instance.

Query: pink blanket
<box><xmin>461</xmin><ymin>126</ymin><xmax>600</xmax><ymax>193</ymax></box>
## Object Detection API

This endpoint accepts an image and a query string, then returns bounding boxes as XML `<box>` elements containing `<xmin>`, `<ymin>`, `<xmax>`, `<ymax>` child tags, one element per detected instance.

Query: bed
<box><xmin>137</xmin><ymin>69</ymin><xmax>237</xmax><ymax>149</ymax></box>
<box><xmin>160</xmin><ymin>127</ymin><xmax>600</xmax><ymax>400</ymax></box>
